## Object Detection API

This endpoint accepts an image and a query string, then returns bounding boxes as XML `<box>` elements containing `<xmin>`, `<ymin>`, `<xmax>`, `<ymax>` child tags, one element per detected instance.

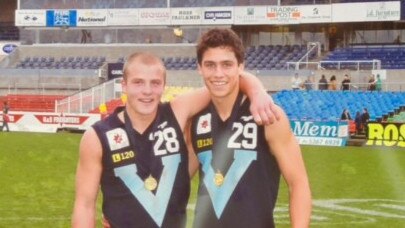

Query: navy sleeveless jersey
<box><xmin>93</xmin><ymin>104</ymin><xmax>190</xmax><ymax>228</ymax></box>
<box><xmin>190</xmin><ymin>96</ymin><xmax>281</xmax><ymax>228</ymax></box>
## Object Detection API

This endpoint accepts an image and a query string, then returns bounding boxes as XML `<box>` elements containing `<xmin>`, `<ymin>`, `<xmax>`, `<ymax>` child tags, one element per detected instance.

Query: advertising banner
<box><xmin>77</xmin><ymin>9</ymin><xmax>108</xmax><ymax>26</ymax></box>
<box><xmin>291</xmin><ymin>120</ymin><xmax>349</xmax><ymax>146</ymax></box>
<box><xmin>107</xmin><ymin>63</ymin><xmax>124</xmax><ymax>80</ymax></box>
<box><xmin>266</xmin><ymin>5</ymin><xmax>301</xmax><ymax>24</ymax></box>
<box><xmin>46</xmin><ymin>10</ymin><xmax>77</xmax><ymax>27</ymax></box>
<box><xmin>366</xmin><ymin>122</ymin><xmax>405</xmax><ymax>147</ymax></box>
<box><xmin>15</xmin><ymin>10</ymin><xmax>46</xmax><ymax>27</ymax></box>
<box><xmin>299</xmin><ymin>5</ymin><xmax>332</xmax><ymax>24</ymax></box>
<box><xmin>0</xmin><ymin>112</ymin><xmax>101</xmax><ymax>133</ymax></box>
<box><xmin>139</xmin><ymin>8</ymin><xmax>171</xmax><ymax>25</ymax></box>
<box><xmin>332</xmin><ymin>1</ymin><xmax>400</xmax><ymax>22</ymax></box>
<box><xmin>171</xmin><ymin>8</ymin><xmax>202</xmax><ymax>25</ymax></box>
<box><xmin>234</xmin><ymin>6</ymin><xmax>267</xmax><ymax>25</ymax></box>
<box><xmin>201</xmin><ymin>7</ymin><xmax>233</xmax><ymax>25</ymax></box>
<box><xmin>0</xmin><ymin>42</ymin><xmax>19</xmax><ymax>56</ymax></box>
<box><xmin>107</xmin><ymin>9</ymin><xmax>139</xmax><ymax>26</ymax></box>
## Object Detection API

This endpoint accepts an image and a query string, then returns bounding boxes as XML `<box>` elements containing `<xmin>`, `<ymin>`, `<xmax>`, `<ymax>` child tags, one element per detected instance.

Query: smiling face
<box><xmin>198</xmin><ymin>46</ymin><xmax>244</xmax><ymax>99</ymax></box>
<box><xmin>122</xmin><ymin>53</ymin><xmax>165</xmax><ymax>118</ymax></box>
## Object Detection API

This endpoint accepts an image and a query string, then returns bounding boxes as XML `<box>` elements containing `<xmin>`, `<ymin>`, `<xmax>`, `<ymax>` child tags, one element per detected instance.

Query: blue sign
<box><xmin>2</xmin><ymin>44</ymin><xmax>17</xmax><ymax>54</ymax></box>
<box><xmin>291</xmin><ymin>120</ymin><xmax>349</xmax><ymax>146</ymax></box>
<box><xmin>46</xmin><ymin>10</ymin><xmax>77</xmax><ymax>27</ymax></box>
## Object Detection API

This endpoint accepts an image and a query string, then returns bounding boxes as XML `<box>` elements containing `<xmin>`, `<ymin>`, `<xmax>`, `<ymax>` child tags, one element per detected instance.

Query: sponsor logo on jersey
<box><xmin>197</xmin><ymin>137</ymin><xmax>213</xmax><ymax>148</ymax></box>
<box><xmin>106</xmin><ymin>128</ymin><xmax>130</xmax><ymax>151</ymax></box>
<box><xmin>240</xmin><ymin>115</ymin><xmax>254</xmax><ymax>122</ymax></box>
<box><xmin>112</xmin><ymin>150</ymin><xmax>135</xmax><ymax>163</ymax></box>
<box><xmin>158</xmin><ymin>121</ymin><xmax>168</xmax><ymax>129</ymax></box>
<box><xmin>197</xmin><ymin>113</ymin><xmax>211</xmax><ymax>134</ymax></box>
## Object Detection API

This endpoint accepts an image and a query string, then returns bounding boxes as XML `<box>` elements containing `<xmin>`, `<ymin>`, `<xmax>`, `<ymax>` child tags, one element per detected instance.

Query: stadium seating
<box><xmin>152</xmin><ymin>45</ymin><xmax>313</xmax><ymax>71</ymax></box>
<box><xmin>15</xmin><ymin>56</ymin><xmax>106</xmax><ymax>69</ymax></box>
<box><xmin>322</xmin><ymin>46</ymin><xmax>405</xmax><ymax>70</ymax></box>
<box><xmin>20</xmin><ymin>0</ymin><xmax>166</xmax><ymax>9</ymax></box>
<box><xmin>387</xmin><ymin>111</ymin><xmax>405</xmax><ymax>123</ymax></box>
<box><xmin>0</xmin><ymin>23</ymin><xmax>19</xmax><ymax>41</ymax></box>
<box><xmin>245</xmin><ymin>44</ymin><xmax>314</xmax><ymax>71</ymax></box>
<box><xmin>273</xmin><ymin>90</ymin><xmax>405</xmax><ymax>121</ymax></box>
<box><xmin>4</xmin><ymin>94</ymin><xmax>66</xmax><ymax>112</ymax></box>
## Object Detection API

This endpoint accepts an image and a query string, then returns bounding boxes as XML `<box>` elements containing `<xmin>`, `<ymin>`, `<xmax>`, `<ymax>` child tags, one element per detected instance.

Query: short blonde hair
<box><xmin>122</xmin><ymin>52</ymin><xmax>166</xmax><ymax>82</ymax></box>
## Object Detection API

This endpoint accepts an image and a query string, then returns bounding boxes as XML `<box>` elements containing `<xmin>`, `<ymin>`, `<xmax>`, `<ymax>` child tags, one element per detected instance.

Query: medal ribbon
<box><xmin>123</xmin><ymin>108</ymin><xmax>161</xmax><ymax>184</ymax></box>
<box><xmin>209</xmin><ymin>92</ymin><xmax>244</xmax><ymax>172</ymax></box>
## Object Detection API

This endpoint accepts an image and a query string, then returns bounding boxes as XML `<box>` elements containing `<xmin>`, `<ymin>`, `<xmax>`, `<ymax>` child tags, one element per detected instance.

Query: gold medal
<box><xmin>144</xmin><ymin>175</ymin><xmax>158</xmax><ymax>191</ymax></box>
<box><xmin>214</xmin><ymin>170</ymin><xmax>224</xmax><ymax>186</ymax></box>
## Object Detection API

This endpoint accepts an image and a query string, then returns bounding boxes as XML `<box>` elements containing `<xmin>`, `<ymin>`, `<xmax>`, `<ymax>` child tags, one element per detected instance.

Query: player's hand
<box><xmin>248</xmin><ymin>88</ymin><xmax>280</xmax><ymax>125</ymax></box>
<box><xmin>250</xmin><ymin>92</ymin><xmax>280</xmax><ymax>125</ymax></box>
<box><xmin>240</xmin><ymin>71</ymin><xmax>280</xmax><ymax>125</ymax></box>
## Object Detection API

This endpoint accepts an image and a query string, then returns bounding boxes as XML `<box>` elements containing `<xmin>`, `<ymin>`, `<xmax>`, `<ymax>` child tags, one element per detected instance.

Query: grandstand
<box><xmin>1</xmin><ymin>0</ymin><xmax>405</xmax><ymax>227</ymax></box>
<box><xmin>1</xmin><ymin>0</ymin><xmax>405</xmax><ymax>115</ymax></box>
<box><xmin>273</xmin><ymin>90</ymin><xmax>405</xmax><ymax>121</ymax></box>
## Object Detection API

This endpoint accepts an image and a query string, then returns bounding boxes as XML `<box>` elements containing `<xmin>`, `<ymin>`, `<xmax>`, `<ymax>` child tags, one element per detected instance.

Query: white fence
<box><xmin>55</xmin><ymin>78</ymin><xmax>122</xmax><ymax>113</ymax></box>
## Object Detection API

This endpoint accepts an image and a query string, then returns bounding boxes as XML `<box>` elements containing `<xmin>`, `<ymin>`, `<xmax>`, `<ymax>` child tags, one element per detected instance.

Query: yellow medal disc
<box><xmin>144</xmin><ymin>175</ymin><xmax>158</xmax><ymax>191</ymax></box>
<box><xmin>214</xmin><ymin>171</ymin><xmax>224</xmax><ymax>186</ymax></box>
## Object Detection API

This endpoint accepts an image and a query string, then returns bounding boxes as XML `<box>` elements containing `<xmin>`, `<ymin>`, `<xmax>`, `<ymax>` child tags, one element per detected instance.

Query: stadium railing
<box><xmin>56</xmin><ymin>78</ymin><xmax>121</xmax><ymax>114</ymax></box>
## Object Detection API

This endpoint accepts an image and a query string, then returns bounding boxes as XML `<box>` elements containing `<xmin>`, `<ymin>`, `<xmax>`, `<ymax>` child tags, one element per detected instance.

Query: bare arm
<box><xmin>265</xmin><ymin>106</ymin><xmax>311</xmax><ymax>228</ymax></box>
<box><xmin>170</xmin><ymin>87</ymin><xmax>211</xmax><ymax>131</ymax></box>
<box><xmin>171</xmin><ymin>71</ymin><xmax>279</xmax><ymax>131</ymax></box>
<box><xmin>184</xmin><ymin>121</ymin><xmax>199</xmax><ymax>177</ymax></box>
<box><xmin>239</xmin><ymin>71</ymin><xmax>280</xmax><ymax>125</ymax></box>
<box><xmin>72</xmin><ymin>128</ymin><xmax>103</xmax><ymax>228</ymax></box>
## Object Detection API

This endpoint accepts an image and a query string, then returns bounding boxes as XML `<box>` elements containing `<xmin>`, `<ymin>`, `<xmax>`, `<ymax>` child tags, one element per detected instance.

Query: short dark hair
<box><xmin>196</xmin><ymin>28</ymin><xmax>245</xmax><ymax>65</ymax></box>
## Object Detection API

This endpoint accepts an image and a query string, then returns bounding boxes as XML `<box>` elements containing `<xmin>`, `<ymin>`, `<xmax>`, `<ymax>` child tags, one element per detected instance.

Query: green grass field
<box><xmin>0</xmin><ymin>132</ymin><xmax>404</xmax><ymax>227</ymax></box>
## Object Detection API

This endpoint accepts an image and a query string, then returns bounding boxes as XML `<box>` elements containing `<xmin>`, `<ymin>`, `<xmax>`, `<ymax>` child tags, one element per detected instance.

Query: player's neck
<box><xmin>211</xmin><ymin>88</ymin><xmax>240</xmax><ymax>121</ymax></box>
<box><xmin>122</xmin><ymin>107</ymin><xmax>157</xmax><ymax>134</ymax></box>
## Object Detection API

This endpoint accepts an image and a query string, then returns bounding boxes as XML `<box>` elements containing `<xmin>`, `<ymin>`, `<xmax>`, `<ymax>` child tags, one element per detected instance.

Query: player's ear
<box><xmin>197</xmin><ymin>64</ymin><xmax>203</xmax><ymax>75</ymax></box>
<box><xmin>121</xmin><ymin>78</ymin><xmax>128</xmax><ymax>93</ymax></box>
<box><xmin>238</xmin><ymin>62</ymin><xmax>245</xmax><ymax>73</ymax></box>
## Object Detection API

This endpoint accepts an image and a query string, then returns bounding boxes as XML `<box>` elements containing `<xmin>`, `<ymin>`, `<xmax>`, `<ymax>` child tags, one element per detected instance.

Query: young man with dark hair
<box><xmin>188</xmin><ymin>28</ymin><xmax>311</xmax><ymax>228</ymax></box>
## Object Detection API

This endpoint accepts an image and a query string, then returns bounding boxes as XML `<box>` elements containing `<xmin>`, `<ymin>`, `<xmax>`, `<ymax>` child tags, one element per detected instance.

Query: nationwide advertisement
<box><xmin>201</xmin><ymin>7</ymin><xmax>233</xmax><ymax>25</ymax></box>
<box><xmin>171</xmin><ymin>8</ymin><xmax>202</xmax><ymax>25</ymax></box>
<box><xmin>139</xmin><ymin>8</ymin><xmax>171</xmax><ymax>25</ymax></box>
<box><xmin>332</xmin><ymin>1</ymin><xmax>400</xmax><ymax>22</ymax></box>
<box><xmin>234</xmin><ymin>6</ymin><xmax>267</xmax><ymax>25</ymax></box>
<box><xmin>366</xmin><ymin>122</ymin><xmax>405</xmax><ymax>147</ymax></box>
<box><xmin>46</xmin><ymin>10</ymin><xmax>77</xmax><ymax>27</ymax></box>
<box><xmin>77</xmin><ymin>9</ymin><xmax>108</xmax><ymax>27</ymax></box>
<box><xmin>0</xmin><ymin>112</ymin><xmax>101</xmax><ymax>133</ymax></box>
<box><xmin>15</xmin><ymin>10</ymin><xmax>46</xmax><ymax>27</ymax></box>
<box><xmin>291</xmin><ymin>120</ymin><xmax>349</xmax><ymax>146</ymax></box>
<box><xmin>107</xmin><ymin>9</ymin><xmax>139</xmax><ymax>26</ymax></box>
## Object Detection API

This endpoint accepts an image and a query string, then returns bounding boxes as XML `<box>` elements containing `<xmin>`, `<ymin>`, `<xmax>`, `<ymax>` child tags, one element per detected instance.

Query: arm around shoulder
<box><xmin>264</xmin><ymin>106</ymin><xmax>312</xmax><ymax>228</ymax></box>
<box><xmin>170</xmin><ymin>87</ymin><xmax>210</xmax><ymax>131</ymax></box>
<box><xmin>72</xmin><ymin>128</ymin><xmax>103</xmax><ymax>228</ymax></box>
<box><xmin>184</xmin><ymin>121</ymin><xmax>199</xmax><ymax>177</ymax></box>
